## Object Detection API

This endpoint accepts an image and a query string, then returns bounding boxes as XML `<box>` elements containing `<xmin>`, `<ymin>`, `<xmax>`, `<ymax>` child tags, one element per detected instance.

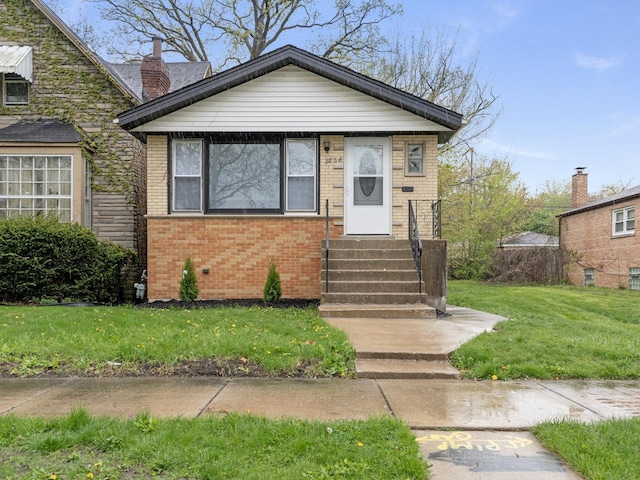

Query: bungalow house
<box><xmin>0</xmin><ymin>0</ymin><xmax>208</xmax><ymax>274</ymax></box>
<box><xmin>117</xmin><ymin>45</ymin><xmax>463</xmax><ymax>312</ymax></box>
<box><xmin>558</xmin><ymin>169</ymin><xmax>639</xmax><ymax>289</ymax></box>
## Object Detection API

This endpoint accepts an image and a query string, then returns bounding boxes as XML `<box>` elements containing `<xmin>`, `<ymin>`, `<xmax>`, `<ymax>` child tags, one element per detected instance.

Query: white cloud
<box><xmin>490</xmin><ymin>0</ymin><xmax>520</xmax><ymax>20</ymax></box>
<box><xmin>478</xmin><ymin>138</ymin><xmax>554</xmax><ymax>161</ymax></box>
<box><xmin>603</xmin><ymin>115</ymin><xmax>640</xmax><ymax>139</ymax></box>
<box><xmin>573</xmin><ymin>53</ymin><xmax>623</xmax><ymax>71</ymax></box>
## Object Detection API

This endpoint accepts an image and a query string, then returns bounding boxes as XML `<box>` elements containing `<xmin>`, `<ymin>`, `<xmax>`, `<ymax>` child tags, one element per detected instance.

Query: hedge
<box><xmin>0</xmin><ymin>216</ymin><xmax>136</xmax><ymax>304</ymax></box>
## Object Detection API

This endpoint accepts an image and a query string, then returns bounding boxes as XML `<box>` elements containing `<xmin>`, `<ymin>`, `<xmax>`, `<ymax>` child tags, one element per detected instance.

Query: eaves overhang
<box><xmin>557</xmin><ymin>184</ymin><xmax>640</xmax><ymax>218</ymax></box>
<box><xmin>116</xmin><ymin>45</ymin><xmax>463</xmax><ymax>142</ymax></box>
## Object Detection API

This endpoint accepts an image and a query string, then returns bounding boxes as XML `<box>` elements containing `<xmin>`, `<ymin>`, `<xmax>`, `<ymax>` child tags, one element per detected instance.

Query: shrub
<box><xmin>0</xmin><ymin>216</ymin><xmax>136</xmax><ymax>304</ymax></box>
<box><xmin>263</xmin><ymin>261</ymin><xmax>282</xmax><ymax>302</ymax></box>
<box><xmin>179</xmin><ymin>256</ymin><xmax>199</xmax><ymax>302</ymax></box>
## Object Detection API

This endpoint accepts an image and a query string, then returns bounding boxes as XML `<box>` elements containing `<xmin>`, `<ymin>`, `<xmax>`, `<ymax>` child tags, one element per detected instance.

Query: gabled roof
<box><xmin>0</xmin><ymin>119</ymin><xmax>83</xmax><ymax>143</ymax></box>
<box><xmin>117</xmin><ymin>45</ymin><xmax>464</xmax><ymax>143</ymax></box>
<box><xmin>28</xmin><ymin>0</ymin><xmax>139</xmax><ymax>102</ymax></box>
<box><xmin>107</xmin><ymin>62</ymin><xmax>212</xmax><ymax>101</ymax></box>
<box><xmin>558</xmin><ymin>184</ymin><xmax>640</xmax><ymax>217</ymax></box>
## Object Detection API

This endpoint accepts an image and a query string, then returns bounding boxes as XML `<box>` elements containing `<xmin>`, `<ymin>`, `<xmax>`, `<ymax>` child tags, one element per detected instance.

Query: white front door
<box><xmin>344</xmin><ymin>137</ymin><xmax>392</xmax><ymax>235</ymax></box>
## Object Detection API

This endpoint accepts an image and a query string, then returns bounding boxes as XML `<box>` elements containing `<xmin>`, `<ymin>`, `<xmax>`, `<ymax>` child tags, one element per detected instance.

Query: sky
<box><xmin>52</xmin><ymin>0</ymin><xmax>639</xmax><ymax>195</ymax></box>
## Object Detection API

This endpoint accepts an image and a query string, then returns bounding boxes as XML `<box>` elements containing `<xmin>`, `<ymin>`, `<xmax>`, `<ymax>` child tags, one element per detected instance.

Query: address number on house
<box><xmin>324</xmin><ymin>157</ymin><xmax>343</xmax><ymax>164</ymax></box>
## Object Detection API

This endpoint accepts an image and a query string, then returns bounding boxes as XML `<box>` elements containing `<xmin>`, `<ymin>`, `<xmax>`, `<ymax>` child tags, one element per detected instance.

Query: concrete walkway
<box><xmin>1</xmin><ymin>306</ymin><xmax>639</xmax><ymax>478</ymax></box>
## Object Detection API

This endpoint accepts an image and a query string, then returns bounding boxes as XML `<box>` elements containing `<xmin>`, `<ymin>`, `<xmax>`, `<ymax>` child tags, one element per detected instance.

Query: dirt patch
<box><xmin>0</xmin><ymin>358</ymin><xmax>324</xmax><ymax>379</ymax></box>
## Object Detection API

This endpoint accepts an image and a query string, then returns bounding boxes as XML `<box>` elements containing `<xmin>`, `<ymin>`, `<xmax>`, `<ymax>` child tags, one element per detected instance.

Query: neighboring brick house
<box><xmin>117</xmin><ymin>45</ymin><xmax>463</xmax><ymax>301</ymax></box>
<box><xmin>558</xmin><ymin>169</ymin><xmax>639</xmax><ymax>289</ymax></box>
<box><xmin>0</xmin><ymin>0</ymin><xmax>208</xmax><ymax>274</ymax></box>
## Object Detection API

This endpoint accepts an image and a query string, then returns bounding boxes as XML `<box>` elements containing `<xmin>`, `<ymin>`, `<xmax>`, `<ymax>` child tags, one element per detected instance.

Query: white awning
<box><xmin>0</xmin><ymin>46</ymin><xmax>33</xmax><ymax>82</ymax></box>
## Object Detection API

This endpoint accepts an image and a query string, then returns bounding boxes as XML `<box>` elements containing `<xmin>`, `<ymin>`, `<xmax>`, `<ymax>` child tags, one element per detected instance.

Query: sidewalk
<box><xmin>2</xmin><ymin>375</ymin><xmax>639</xmax><ymax>426</ymax></box>
<box><xmin>1</xmin><ymin>306</ymin><xmax>639</xmax><ymax>478</ymax></box>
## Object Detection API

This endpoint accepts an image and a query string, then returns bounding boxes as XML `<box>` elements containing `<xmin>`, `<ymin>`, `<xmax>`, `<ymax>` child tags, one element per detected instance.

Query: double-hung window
<box><xmin>3</xmin><ymin>73</ymin><xmax>29</xmax><ymax>106</ymax></box>
<box><xmin>0</xmin><ymin>155</ymin><xmax>72</xmax><ymax>220</ymax></box>
<box><xmin>171</xmin><ymin>137</ymin><xmax>317</xmax><ymax>214</ymax></box>
<box><xmin>612</xmin><ymin>206</ymin><xmax>635</xmax><ymax>236</ymax></box>
<box><xmin>286</xmin><ymin>139</ymin><xmax>316</xmax><ymax>211</ymax></box>
<box><xmin>172</xmin><ymin>140</ymin><xmax>202</xmax><ymax>211</ymax></box>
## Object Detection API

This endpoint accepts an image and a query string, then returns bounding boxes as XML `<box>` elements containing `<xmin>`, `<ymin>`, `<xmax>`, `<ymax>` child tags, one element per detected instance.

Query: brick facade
<box><xmin>147</xmin><ymin>216</ymin><xmax>342</xmax><ymax>300</ymax></box>
<box><xmin>145</xmin><ymin>133</ymin><xmax>440</xmax><ymax>300</ymax></box>
<box><xmin>560</xmin><ymin>198</ymin><xmax>640</xmax><ymax>288</ymax></box>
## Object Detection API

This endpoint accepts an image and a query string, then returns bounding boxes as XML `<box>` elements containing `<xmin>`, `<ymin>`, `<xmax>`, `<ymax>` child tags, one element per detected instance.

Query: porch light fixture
<box><xmin>323</xmin><ymin>140</ymin><xmax>330</xmax><ymax>152</ymax></box>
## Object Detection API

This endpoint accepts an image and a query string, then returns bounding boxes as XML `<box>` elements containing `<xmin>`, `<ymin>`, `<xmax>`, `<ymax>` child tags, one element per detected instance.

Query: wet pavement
<box><xmin>1</xmin><ymin>306</ymin><xmax>640</xmax><ymax>478</ymax></box>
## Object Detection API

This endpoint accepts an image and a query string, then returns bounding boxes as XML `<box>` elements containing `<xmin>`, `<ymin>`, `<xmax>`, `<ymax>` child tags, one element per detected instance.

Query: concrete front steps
<box><xmin>319</xmin><ymin>237</ymin><xmax>435</xmax><ymax>319</ymax></box>
<box><xmin>319</xmin><ymin>238</ymin><xmax>457</xmax><ymax>378</ymax></box>
<box><xmin>355</xmin><ymin>350</ymin><xmax>460</xmax><ymax>379</ymax></box>
<box><xmin>356</xmin><ymin>359</ymin><xmax>460</xmax><ymax>379</ymax></box>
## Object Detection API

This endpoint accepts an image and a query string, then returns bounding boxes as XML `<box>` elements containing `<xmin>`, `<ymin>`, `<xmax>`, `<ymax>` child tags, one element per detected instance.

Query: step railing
<box><xmin>324</xmin><ymin>198</ymin><xmax>329</xmax><ymax>294</ymax></box>
<box><xmin>408</xmin><ymin>200</ymin><xmax>423</xmax><ymax>293</ymax></box>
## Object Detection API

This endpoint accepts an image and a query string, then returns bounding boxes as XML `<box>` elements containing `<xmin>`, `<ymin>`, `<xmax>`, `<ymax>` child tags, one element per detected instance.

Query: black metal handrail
<box><xmin>408</xmin><ymin>200</ymin><xmax>423</xmax><ymax>293</ymax></box>
<box><xmin>432</xmin><ymin>200</ymin><xmax>441</xmax><ymax>239</ymax></box>
<box><xmin>324</xmin><ymin>199</ymin><xmax>329</xmax><ymax>294</ymax></box>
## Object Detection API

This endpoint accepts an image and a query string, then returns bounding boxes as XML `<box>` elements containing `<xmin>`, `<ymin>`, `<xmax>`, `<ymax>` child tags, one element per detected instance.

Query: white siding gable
<box><xmin>132</xmin><ymin>66</ymin><xmax>450</xmax><ymax>133</ymax></box>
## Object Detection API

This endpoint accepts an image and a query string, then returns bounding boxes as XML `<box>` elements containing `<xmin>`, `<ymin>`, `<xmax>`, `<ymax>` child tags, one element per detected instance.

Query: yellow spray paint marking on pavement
<box><xmin>416</xmin><ymin>431</ymin><xmax>532</xmax><ymax>452</ymax></box>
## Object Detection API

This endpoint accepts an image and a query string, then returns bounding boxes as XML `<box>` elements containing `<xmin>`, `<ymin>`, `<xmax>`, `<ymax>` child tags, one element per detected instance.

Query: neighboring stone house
<box><xmin>558</xmin><ymin>169</ymin><xmax>639</xmax><ymax>289</ymax></box>
<box><xmin>117</xmin><ymin>45</ymin><xmax>463</xmax><ymax>303</ymax></box>
<box><xmin>0</xmin><ymin>0</ymin><xmax>208</xmax><ymax>274</ymax></box>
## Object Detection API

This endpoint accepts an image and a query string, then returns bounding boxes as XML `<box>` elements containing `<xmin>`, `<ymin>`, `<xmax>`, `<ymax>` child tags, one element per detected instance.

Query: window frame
<box><xmin>2</xmin><ymin>73</ymin><xmax>29</xmax><ymax>106</ymax></box>
<box><xmin>207</xmin><ymin>140</ymin><xmax>282</xmax><ymax>214</ymax></box>
<box><xmin>405</xmin><ymin>141</ymin><xmax>425</xmax><ymax>176</ymax></box>
<box><xmin>584</xmin><ymin>268</ymin><xmax>595</xmax><ymax>287</ymax></box>
<box><xmin>0</xmin><ymin>154</ymin><xmax>74</xmax><ymax>221</ymax></box>
<box><xmin>171</xmin><ymin>139</ymin><xmax>203</xmax><ymax>212</ymax></box>
<box><xmin>170</xmin><ymin>135</ymin><xmax>319</xmax><ymax>215</ymax></box>
<box><xmin>285</xmin><ymin>138</ymin><xmax>317</xmax><ymax>212</ymax></box>
<box><xmin>612</xmin><ymin>206</ymin><xmax>635</xmax><ymax>236</ymax></box>
<box><xmin>629</xmin><ymin>267</ymin><xmax>640</xmax><ymax>291</ymax></box>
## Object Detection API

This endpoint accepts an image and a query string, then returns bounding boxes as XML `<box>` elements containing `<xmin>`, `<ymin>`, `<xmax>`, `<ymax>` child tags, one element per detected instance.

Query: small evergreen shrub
<box><xmin>263</xmin><ymin>261</ymin><xmax>282</xmax><ymax>302</ymax></box>
<box><xmin>179</xmin><ymin>256</ymin><xmax>199</xmax><ymax>302</ymax></box>
<box><xmin>0</xmin><ymin>216</ymin><xmax>135</xmax><ymax>304</ymax></box>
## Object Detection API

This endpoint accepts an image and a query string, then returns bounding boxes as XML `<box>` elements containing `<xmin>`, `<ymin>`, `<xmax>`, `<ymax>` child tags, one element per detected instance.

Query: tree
<box><xmin>439</xmin><ymin>150</ymin><xmax>527</xmax><ymax>279</ymax></box>
<box><xmin>367</xmin><ymin>29</ymin><xmax>501</xmax><ymax>151</ymax></box>
<box><xmin>179</xmin><ymin>256</ymin><xmax>199</xmax><ymax>301</ymax></box>
<box><xmin>520</xmin><ymin>180</ymin><xmax>571</xmax><ymax>236</ymax></box>
<box><xmin>88</xmin><ymin>0</ymin><xmax>401</xmax><ymax>67</ymax></box>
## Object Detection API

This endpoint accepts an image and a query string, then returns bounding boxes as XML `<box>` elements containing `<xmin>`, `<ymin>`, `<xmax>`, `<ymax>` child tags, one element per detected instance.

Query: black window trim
<box><xmin>169</xmin><ymin>133</ymin><xmax>320</xmax><ymax>215</ymax></box>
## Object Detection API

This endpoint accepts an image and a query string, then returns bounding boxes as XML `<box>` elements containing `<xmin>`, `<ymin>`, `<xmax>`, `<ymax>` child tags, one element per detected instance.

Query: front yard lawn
<box><xmin>0</xmin><ymin>305</ymin><xmax>355</xmax><ymax>378</ymax></box>
<box><xmin>0</xmin><ymin>410</ymin><xmax>427</xmax><ymax>480</ymax></box>
<box><xmin>532</xmin><ymin>417</ymin><xmax>640</xmax><ymax>480</ymax></box>
<box><xmin>448</xmin><ymin>281</ymin><xmax>640</xmax><ymax>380</ymax></box>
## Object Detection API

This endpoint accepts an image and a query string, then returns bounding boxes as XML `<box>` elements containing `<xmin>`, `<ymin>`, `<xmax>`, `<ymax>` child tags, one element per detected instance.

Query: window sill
<box><xmin>147</xmin><ymin>212</ymin><xmax>323</xmax><ymax>220</ymax></box>
<box><xmin>611</xmin><ymin>232</ymin><xmax>635</xmax><ymax>239</ymax></box>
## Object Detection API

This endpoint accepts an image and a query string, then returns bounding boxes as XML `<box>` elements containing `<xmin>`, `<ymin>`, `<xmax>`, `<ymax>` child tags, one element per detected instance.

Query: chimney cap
<box><xmin>575</xmin><ymin>167</ymin><xmax>587</xmax><ymax>174</ymax></box>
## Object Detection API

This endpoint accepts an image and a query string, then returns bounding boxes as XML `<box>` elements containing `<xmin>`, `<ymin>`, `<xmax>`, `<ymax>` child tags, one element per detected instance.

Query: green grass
<box><xmin>0</xmin><ymin>306</ymin><xmax>354</xmax><ymax>377</ymax></box>
<box><xmin>0</xmin><ymin>409</ymin><xmax>427</xmax><ymax>479</ymax></box>
<box><xmin>532</xmin><ymin>417</ymin><xmax>640</xmax><ymax>480</ymax></box>
<box><xmin>448</xmin><ymin>281</ymin><xmax>640</xmax><ymax>380</ymax></box>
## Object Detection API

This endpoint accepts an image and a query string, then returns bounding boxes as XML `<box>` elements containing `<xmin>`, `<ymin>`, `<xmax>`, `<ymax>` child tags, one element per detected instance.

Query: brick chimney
<box><xmin>140</xmin><ymin>37</ymin><xmax>170</xmax><ymax>101</ymax></box>
<box><xmin>571</xmin><ymin>167</ymin><xmax>588</xmax><ymax>208</ymax></box>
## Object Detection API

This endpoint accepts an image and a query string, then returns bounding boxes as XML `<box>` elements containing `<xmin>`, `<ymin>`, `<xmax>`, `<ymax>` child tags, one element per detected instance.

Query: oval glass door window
<box><xmin>353</xmin><ymin>147</ymin><xmax>383</xmax><ymax>205</ymax></box>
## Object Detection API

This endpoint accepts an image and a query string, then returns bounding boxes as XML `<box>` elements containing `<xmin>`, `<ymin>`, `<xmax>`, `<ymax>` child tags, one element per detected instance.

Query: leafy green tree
<box><xmin>520</xmin><ymin>180</ymin><xmax>571</xmax><ymax>236</ymax></box>
<box><xmin>439</xmin><ymin>150</ymin><xmax>527</xmax><ymax>279</ymax></box>
<box><xmin>179</xmin><ymin>256</ymin><xmax>199</xmax><ymax>301</ymax></box>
